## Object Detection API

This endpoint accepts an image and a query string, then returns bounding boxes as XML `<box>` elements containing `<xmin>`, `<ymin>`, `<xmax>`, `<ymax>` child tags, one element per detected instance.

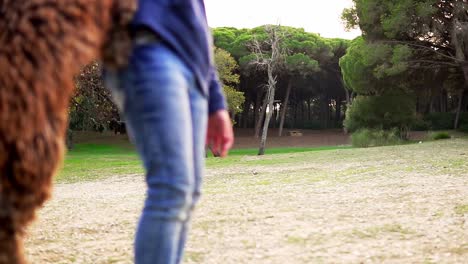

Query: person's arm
<box><xmin>207</xmin><ymin>70</ymin><xmax>227</xmax><ymax>114</ymax></box>
<box><xmin>206</xmin><ymin>68</ymin><xmax>234</xmax><ymax>157</ymax></box>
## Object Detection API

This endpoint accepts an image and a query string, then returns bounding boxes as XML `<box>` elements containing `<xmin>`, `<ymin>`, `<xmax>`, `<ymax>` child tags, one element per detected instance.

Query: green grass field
<box><xmin>58</xmin><ymin>130</ymin><xmax>468</xmax><ymax>183</ymax></box>
<box><xmin>56</xmin><ymin>131</ymin><xmax>468</xmax><ymax>183</ymax></box>
<box><xmin>57</xmin><ymin>144</ymin><xmax>142</xmax><ymax>182</ymax></box>
<box><xmin>57</xmin><ymin>144</ymin><xmax>351</xmax><ymax>183</ymax></box>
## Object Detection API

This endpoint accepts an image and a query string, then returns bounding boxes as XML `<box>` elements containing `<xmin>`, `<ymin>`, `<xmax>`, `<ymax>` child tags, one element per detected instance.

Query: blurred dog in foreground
<box><xmin>0</xmin><ymin>1</ymin><xmax>136</xmax><ymax>263</ymax></box>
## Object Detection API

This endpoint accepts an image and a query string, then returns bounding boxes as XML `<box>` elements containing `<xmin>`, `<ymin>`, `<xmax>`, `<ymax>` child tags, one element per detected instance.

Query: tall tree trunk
<box><xmin>336</xmin><ymin>98</ymin><xmax>342</xmax><ymax>122</ymax></box>
<box><xmin>274</xmin><ymin>104</ymin><xmax>277</xmax><ymax>125</ymax></box>
<box><xmin>258</xmin><ymin>89</ymin><xmax>275</xmax><ymax>155</ymax></box>
<box><xmin>345</xmin><ymin>89</ymin><xmax>351</xmax><ymax>105</ymax></box>
<box><xmin>253</xmin><ymin>90</ymin><xmax>262</xmax><ymax>132</ymax></box>
<box><xmin>278</xmin><ymin>80</ymin><xmax>292</xmax><ymax>136</ymax></box>
<box><xmin>337</xmin><ymin>72</ymin><xmax>352</xmax><ymax>106</ymax></box>
<box><xmin>320</xmin><ymin>95</ymin><xmax>329</xmax><ymax>129</ymax></box>
<box><xmin>441</xmin><ymin>88</ymin><xmax>447</xmax><ymax>113</ymax></box>
<box><xmin>272</xmin><ymin>103</ymin><xmax>277</xmax><ymax>128</ymax></box>
<box><xmin>415</xmin><ymin>95</ymin><xmax>420</xmax><ymax>113</ymax></box>
<box><xmin>429</xmin><ymin>87</ymin><xmax>436</xmax><ymax>113</ymax></box>
<box><xmin>255</xmin><ymin>92</ymin><xmax>268</xmax><ymax>138</ymax></box>
<box><xmin>241</xmin><ymin>101</ymin><xmax>250</xmax><ymax>128</ymax></box>
<box><xmin>293</xmin><ymin>102</ymin><xmax>298</xmax><ymax>128</ymax></box>
<box><xmin>259</xmin><ymin>68</ymin><xmax>277</xmax><ymax>155</ymax></box>
<box><xmin>463</xmin><ymin>92</ymin><xmax>468</xmax><ymax>112</ymax></box>
<box><xmin>455</xmin><ymin>90</ymin><xmax>465</xmax><ymax>129</ymax></box>
<box><xmin>455</xmin><ymin>65</ymin><xmax>468</xmax><ymax>129</ymax></box>
<box><xmin>300</xmin><ymin>100</ymin><xmax>305</xmax><ymax>127</ymax></box>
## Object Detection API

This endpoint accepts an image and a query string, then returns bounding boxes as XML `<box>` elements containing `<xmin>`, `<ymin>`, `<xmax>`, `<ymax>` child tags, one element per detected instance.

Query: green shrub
<box><xmin>459</xmin><ymin>123</ymin><xmax>468</xmax><ymax>133</ymax></box>
<box><xmin>421</xmin><ymin>112</ymin><xmax>468</xmax><ymax>131</ymax></box>
<box><xmin>424</xmin><ymin>112</ymin><xmax>455</xmax><ymax>130</ymax></box>
<box><xmin>459</xmin><ymin>112</ymin><xmax>468</xmax><ymax>128</ymax></box>
<box><xmin>428</xmin><ymin>131</ymin><xmax>451</xmax><ymax>140</ymax></box>
<box><xmin>351</xmin><ymin>129</ymin><xmax>372</xmax><ymax>148</ymax></box>
<box><xmin>411</xmin><ymin>116</ymin><xmax>430</xmax><ymax>131</ymax></box>
<box><xmin>344</xmin><ymin>94</ymin><xmax>415</xmax><ymax>133</ymax></box>
<box><xmin>351</xmin><ymin>128</ymin><xmax>403</xmax><ymax>148</ymax></box>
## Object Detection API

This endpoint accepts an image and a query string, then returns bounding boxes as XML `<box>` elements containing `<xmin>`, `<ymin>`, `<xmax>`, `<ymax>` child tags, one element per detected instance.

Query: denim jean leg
<box><xmin>113</xmin><ymin>43</ymin><xmax>199</xmax><ymax>264</ymax></box>
<box><xmin>174</xmin><ymin>80</ymin><xmax>208</xmax><ymax>264</ymax></box>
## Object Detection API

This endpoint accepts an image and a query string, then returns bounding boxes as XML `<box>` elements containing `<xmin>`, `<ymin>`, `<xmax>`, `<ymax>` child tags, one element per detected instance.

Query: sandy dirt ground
<box><xmin>25</xmin><ymin>139</ymin><xmax>467</xmax><ymax>263</ymax></box>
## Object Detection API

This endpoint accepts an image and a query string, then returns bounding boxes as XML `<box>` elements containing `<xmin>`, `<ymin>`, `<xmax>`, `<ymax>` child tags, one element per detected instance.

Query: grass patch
<box><xmin>57</xmin><ymin>144</ymin><xmax>143</xmax><ymax>183</ymax></box>
<box><xmin>184</xmin><ymin>251</ymin><xmax>205</xmax><ymax>263</ymax></box>
<box><xmin>286</xmin><ymin>236</ymin><xmax>308</xmax><ymax>245</ymax></box>
<box><xmin>455</xmin><ymin>204</ymin><xmax>468</xmax><ymax>215</ymax></box>
<box><xmin>241</xmin><ymin>240</ymin><xmax>257</xmax><ymax>249</ymax></box>
<box><xmin>351</xmin><ymin>129</ymin><xmax>403</xmax><ymax>148</ymax></box>
<box><xmin>285</xmin><ymin>234</ymin><xmax>327</xmax><ymax>246</ymax></box>
<box><xmin>227</xmin><ymin>146</ymin><xmax>350</xmax><ymax>156</ymax></box>
<box><xmin>428</xmin><ymin>131</ymin><xmax>451</xmax><ymax>140</ymax></box>
<box><xmin>352</xmin><ymin>224</ymin><xmax>414</xmax><ymax>239</ymax></box>
<box><xmin>449</xmin><ymin>244</ymin><xmax>468</xmax><ymax>255</ymax></box>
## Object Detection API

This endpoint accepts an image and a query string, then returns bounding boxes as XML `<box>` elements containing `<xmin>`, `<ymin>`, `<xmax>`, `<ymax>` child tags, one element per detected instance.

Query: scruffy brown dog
<box><xmin>0</xmin><ymin>1</ymin><xmax>136</xmax><ymax>263</ymax></box>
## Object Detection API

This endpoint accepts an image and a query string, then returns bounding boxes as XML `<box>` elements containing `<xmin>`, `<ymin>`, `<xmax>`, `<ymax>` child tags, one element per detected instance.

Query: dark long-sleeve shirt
<box><xmin>132</xmin><ymin>0</ymin><xmax>227</xmax><ymax>114</ymax></box>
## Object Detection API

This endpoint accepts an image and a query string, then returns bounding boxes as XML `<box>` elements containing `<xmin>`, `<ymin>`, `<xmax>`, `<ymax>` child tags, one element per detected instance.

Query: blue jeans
<box><xmin>105</xmin><ymin>42</ymin><xmax>208</xmax><ymax>264</ymax></box>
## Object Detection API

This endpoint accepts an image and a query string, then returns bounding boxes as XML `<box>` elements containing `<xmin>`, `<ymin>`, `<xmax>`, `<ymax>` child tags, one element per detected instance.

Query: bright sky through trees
<box><xmin>204</xmin><ymin>0</ymin><xmax>361</xmax><ymax>39</ymax></box>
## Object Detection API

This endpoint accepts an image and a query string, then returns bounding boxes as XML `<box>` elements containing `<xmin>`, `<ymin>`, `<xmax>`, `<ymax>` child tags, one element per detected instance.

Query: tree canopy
<box><xmin>70</xmin><ymin>16</ymin><xmax>468</xmax><ymax>144</ymax></box>
<box><xmin>213</xmin><ymin>25</ymin><xmax>350</xmax><ymax>132</ymax></box>
<box><xmin>341</xmin><ymin>0</ymin><xmax>468</xmax><ymax>131</ymax></box>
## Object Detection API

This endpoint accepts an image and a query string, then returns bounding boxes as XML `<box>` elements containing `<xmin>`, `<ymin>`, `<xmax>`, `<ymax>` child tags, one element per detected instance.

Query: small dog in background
<box><xmin>0</xmin><ymin>0</ymin><xmax>136</xmax><ymax>263</ymax></box>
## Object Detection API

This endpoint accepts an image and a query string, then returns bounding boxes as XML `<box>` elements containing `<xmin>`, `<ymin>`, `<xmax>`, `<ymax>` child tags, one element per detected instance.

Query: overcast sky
<box><xmin>204</xmin><ymin>0</ymin><xmax>361</xmax><ymax>39</ymax></box>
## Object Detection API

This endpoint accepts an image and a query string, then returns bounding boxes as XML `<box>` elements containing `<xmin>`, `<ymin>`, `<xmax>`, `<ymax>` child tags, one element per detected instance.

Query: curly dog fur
<box><xmin>0</xmin><ymin>1</ymin><xmax>136</xmax><ymax>263</ymax></box>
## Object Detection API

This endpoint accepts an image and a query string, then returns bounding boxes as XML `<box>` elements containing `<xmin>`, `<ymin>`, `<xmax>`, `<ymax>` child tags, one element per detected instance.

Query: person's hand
<box><xmin>206</xmin><ymin>110</ymin><xmax>234</xmax><ymax>157</ymax></box>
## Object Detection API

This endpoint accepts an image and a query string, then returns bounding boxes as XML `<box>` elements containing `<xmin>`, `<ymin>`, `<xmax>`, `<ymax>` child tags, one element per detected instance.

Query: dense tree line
<box><xmin>341</xmin><ymin>0</ymin><xmax>468</xmax><ymax>133</ymax></box>
<box><xmin>71</xmin><ymin>8</ymin><xmax>468</xmax><ymax>141</ymax></box>
<box><xmin>70</xmin><ymin>25</ymin><xmax>351</xmax><ymax>136</ymax></box>
<box><xmin>213</xmin><ymin>26</ymin><xmax>350</xmax><ymax>136</ymax></box>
